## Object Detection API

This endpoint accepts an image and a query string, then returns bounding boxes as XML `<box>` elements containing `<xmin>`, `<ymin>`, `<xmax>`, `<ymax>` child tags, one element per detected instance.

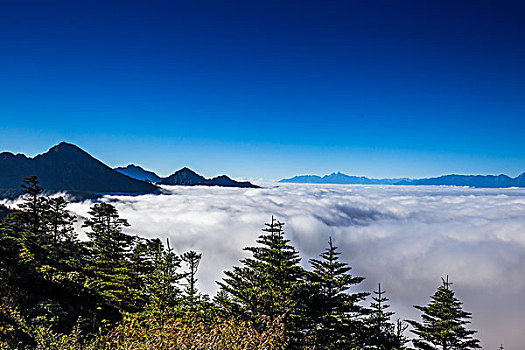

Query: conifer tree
<box><xmin>1</xmin><ymin>180</ymin><xmax>113</xmax><ymax>340</ymax></box>
<box><xmin>42</xmin><ymin>196</ymin><xmax>82</xmax><ymax>268</ymax></box>
<box><xmin>308</xmin><ymin>237</ymin><xmax>369</xmax><ymax>349</ymax></box>
<box><xmin>82</xmin><ymin>203</ymin><xmax>136</xmax><ymax>311</ymax></box>
<box><xmin>126</xmin><ymin>237</ymin><xmax>162</xmax><ymax>309</ymax></box>
<box><xmin>217</xmin><ymin>217</ymin><xmax>307</xmax><ymax>347</ymax></box>
<box><xmin>45</xmin><ymin>196</ymin><xmax>76</xmax><ymax>246</ymax></box>
<box><xmin>17</xmin><ymin>176</ymin><xmax>50</xmax><ymax>261</ymax></box>
<box><xmin>182</xmin><ymin>250</ymin><xmax>202</xmax><ymax>311</ymax></box>
<box><xmin>142</xmin><ymin>239</ymin><xmax>184</xmax><ymax>314</ymax></box>
<box><xmin>407</xmin><ymin>276</ymin><xmax>481</xmax><ymax>350</ymax></box>
<box><xmin>83</xmin><ymin>203</ymin><xmax>131</xmax><ymax>262</ymax></box>
<box><xmin>367</xmin><ymin>283</ymin><xmax>407</xmax><ymax>349</ymax></box>
<box><xmin>18</xmin><ymin>176</ymin><xmax>47</xmax><ymax>237</ymax></box>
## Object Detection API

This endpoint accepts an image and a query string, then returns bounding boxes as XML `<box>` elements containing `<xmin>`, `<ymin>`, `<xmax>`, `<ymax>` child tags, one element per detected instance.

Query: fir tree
<box><xmin>142</xmin><ymin>239</ymin><xmax>184</xmax><ymax>314</ymax></box>
<box><xmin>308</xmin><ymin>237</ymin><xmax>369</xmax><ymax>349</ymax></box>
<box><xmin>367</xmin><ymin>283</ymin><xmax>408</xmax><ymax>349</ymax></box>
<box><xmin>18</xmin><ymin>176</ymin><xmax>47</xmax><ymax>236</ymax></box>
<box><xmin>182</xmin><ymin>250</ymin><xmax>202</xmax><ymax>311</ymax></box>
<box><xmin>82</xmin><ymin>203</ymin><xmax>137</xmax><ymax>311</ymax></box>
<box><xmin>42</xmin><ymin>196</ymin><xmax>82</xmax><ymax>269</ymax></box>
<box><xmin>407</xmin><ymin>276</ymin><xmax>481</xmax><ymax>350</ymax></box>
<box><xmin>17</xmin><ymin>176</ymin><xmax>50</xmax><ymax>260</ymax></box>
<box><xmin>44</xmin><ymin>196</ymin><xmax>76</xmax><ymax>246</ymax></box>
<box><xmin>217</xmin><ymin>217</ymin><xmax>307</xmax><ymax>347</ymax></box>
<box><xmin>82</xmin><ymin>203</ymin><xmax>131</xmax><ymax>262</ymax></box>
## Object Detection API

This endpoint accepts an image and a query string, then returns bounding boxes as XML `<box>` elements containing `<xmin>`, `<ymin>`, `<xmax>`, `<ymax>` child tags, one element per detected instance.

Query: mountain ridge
<box><xmin>115</xmin><ymin>164</ymin><xmax>163</xmax><ymax>183</ymax></box>
<box><xmin>0</xmin><ymin>142</ymin><xmax>259</xmax><ymax>200</ymax></box>
<box><xmin>396</xmin><ymin>173</ymin><xmax>525</xmax><ymax>188</ymax></box>
<box><xmin>0</xmin><ymin>142</ymin><xmax>160</xmax><ymax>199</ymax></box>
<box><xmin>114</xmin><ymin>164</ymin><xmax>259</xmax><ymax>188</ymax></box>
<box><xmin>280</xmin><ymin>172</ymin><xmax>409</xmax><ymax>185</ymax></box>
<box><xmin>160</xmin><ymin>167</ymin><xmax>258</xmax><ymax>188</ymax></box>
<box><xmin>281</xmin><ymin>171</ymin><xmax>525</xmax><ymax>188</ymax></box>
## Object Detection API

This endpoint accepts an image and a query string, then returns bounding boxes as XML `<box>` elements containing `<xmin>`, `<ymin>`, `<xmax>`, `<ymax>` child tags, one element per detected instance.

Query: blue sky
<box><xmin>1</xmin><ymin>0</ymin><xmax>524</xmax><ymax>179</ymax></box>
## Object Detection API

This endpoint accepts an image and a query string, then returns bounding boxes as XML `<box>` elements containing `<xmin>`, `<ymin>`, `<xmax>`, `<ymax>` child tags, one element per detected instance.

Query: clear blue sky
<box><xmin>1</xmin><ymin>0</ymin><xmax>524</xmax><ymax>179</ymax></box>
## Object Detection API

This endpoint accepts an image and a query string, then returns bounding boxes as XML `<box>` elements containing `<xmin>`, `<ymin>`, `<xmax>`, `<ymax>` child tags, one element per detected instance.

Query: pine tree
<box><xmin>83</xmin><ymin>203</ymin><xmax>131</xmax><ymax>262</ymax></box>
<box><xmin>41</xmin><ymin>196</ymin><xmax>82</xmax><ymax>269</ymax></box>
<box><xmin>17</xmin><ymin>176</ymin><xmax>50</xmax><ymax>260</ymax></box>
<box><xmin>142</xmin><ymin>239</ymin><xmax>184</xmax><ymax>315</ymax></box>
<box><xmin>308</xmin><ymin>237</ymin><xmax>369</xmax><ymax>349</ymax></box>
<box><xmin>44</xmin><ymin>196</ymin><xmax>77</xmax><ymax>246</ymax></box>
<box><xmin>182</xmin><ymin>250</ymin><xmax>202</xmax><ymax>311</ymax></box>
<box><xmin>407</xmin><ymin>276</ymin><xmax>481</xmax><ymax>350</ymax></box>
<box><xmin>18</xmin><ymin>176</ymin><xmax>47</xmax><ymax>237</ymax></box>
<box><xmin>367</xmin><ymin>283</ymin><xmax>408</xmax><ymax>349</ymax></box>
<box><xmin>217</xmin><ymin>217</ymin><xmax>307</xmax><ymax>347</ymax></box>
<box><xmin>82</xmin><ymin>203</ymin><xmax>137</xmax><ymax>311</ymax></box>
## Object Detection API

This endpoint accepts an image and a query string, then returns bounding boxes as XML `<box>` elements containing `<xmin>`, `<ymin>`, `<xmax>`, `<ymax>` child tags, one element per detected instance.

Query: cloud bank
<box><xmin>5</xmin><ymin>183</ymin><xmax>524</xmax><ymax>348</ymax></box>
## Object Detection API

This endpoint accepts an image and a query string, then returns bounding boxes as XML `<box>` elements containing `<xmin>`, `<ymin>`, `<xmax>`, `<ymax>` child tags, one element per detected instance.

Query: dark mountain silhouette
<box><xmin>208</xmin><ymin>175</ymin><xmax>258</xmax><ymax>188</ymax></box>
<box><xmin>115</xmin><ymin>164</ymin><xmax>162</xmax><ymax>183</ymax></box>
<box><xmin>281</xmin><ymin>171</ymin><xmax>525</xmax><ymax>188</ymax></box>
<box><xmin>0</xmin><ymin>142</ymin><xmax>160</xmax><ymax>199</ymax></box>
<box><xmin>396</xmin><ymin>173</ymin><xmax>525</xmax><ymax>188</ymax></box>
<box><xmin>280</xmin><ymin>172</ymin><xmax>409</xmax><ymax>185</ymax></box>
<box><xmin>160</xmin><ymin>167</ymin><xmax>207</xmax><ymax>186</ymax></box>
<box><xmin>160</xmin><ymin>167</ymin><xmax>258</xmax><ymax>188</ymax></box>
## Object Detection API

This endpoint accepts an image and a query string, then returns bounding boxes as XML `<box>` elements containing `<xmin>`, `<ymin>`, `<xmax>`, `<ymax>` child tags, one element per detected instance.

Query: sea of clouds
<box><xmin>4</xmin><ymin>183</ymin><xmax>525</xmax><ymax>348</ymax></box>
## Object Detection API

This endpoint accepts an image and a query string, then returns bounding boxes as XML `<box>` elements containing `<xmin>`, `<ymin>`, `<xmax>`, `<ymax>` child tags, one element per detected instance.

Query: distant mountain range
<box><xmin>115</xmin><ymin>165</ymin><xmax>257</xmax><ymax>188</ymax></box>
<box><xmin>280</xmin><ymin>172</ymin><xmax>409</xmax><ymax>185</ymax></box>
<box><xmin>159</xmin><ymin>167</ymin><xmax>257</xmax><ymax>188</ymax></box>
<box><xmin>0</xmin><ymin>142</ymin><xmax>258</xmax><ymax>200</ymax></box>
<box><xmin>280</xmin><ymin>172</ymin><xmax>525</xmax><ymax>188</ymax></box>
<box><xmin>396</xmin><ymin>173</ymin><xmax>525</xmax><ymax>188</ymax></box>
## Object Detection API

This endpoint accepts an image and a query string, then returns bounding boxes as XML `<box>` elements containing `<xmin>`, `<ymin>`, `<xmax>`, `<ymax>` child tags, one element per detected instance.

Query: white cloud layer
<box><xmin>4</xmin><ymin>183</ymin><xmax>525</xmax><ymax>348</ymax></box>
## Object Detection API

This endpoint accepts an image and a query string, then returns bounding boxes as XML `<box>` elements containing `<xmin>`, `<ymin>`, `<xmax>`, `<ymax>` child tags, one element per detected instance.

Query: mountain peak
<box><xmin>115</xmin><ymin>164</ymin><xmax>162</xmax><ymax>183</ymax></box>
<box><xmin>0</xmin><ymin>143</ymin><xmax>159</xmax><ymax>199</ymax></box>
<box><xmin>160</xmin><ymin>167</ymin><xmax>206</xmax><ymax>186</ymax></box>
<box><xmin>50</xmin><ymin>141</ymin><xmax>81</xmax><ymax>151</ymax></box>
<box><xmin>117</xmin><ymin>164</ymin><xmax>146</xmax><ymax>171</ymax></box>
<box><xmin>160</xmin><ymin>167</ymin><xmax>258</xmax><ymax>188</ymax></box>
<box><xmin>179</xmin><ymin>167</ymin><xmax>196</xmax><ymax>173</ymax></box>
<box><xmin>44</xmin><ymin>142</ymin><xmax>90</xmax><ymax>159</ymax></box>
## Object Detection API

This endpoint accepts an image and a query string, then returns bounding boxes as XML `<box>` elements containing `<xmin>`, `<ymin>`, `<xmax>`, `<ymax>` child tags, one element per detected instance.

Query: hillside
<box><xmin>0</xmin><ymin>142</ymin><xmax>160</xmax><ymax>199</ymax></box>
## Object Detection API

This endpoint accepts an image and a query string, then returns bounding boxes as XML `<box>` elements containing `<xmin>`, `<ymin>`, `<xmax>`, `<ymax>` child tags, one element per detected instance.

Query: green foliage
<box><xmin>18</xmin><ymin>176</ymin><xmax>46</xmax><ymax>236</ymax></box>
<box><xmin>181</xmin><ymin>250</ymin><xmax>202</xmax><ymax>311</ymax></box>
<box><xmin>28</xmin><ymin>312</ymin><xmax>286</xmax><ymax>350</ymax></box>
<box><xmin>0</xmin><ymin>178</ymin><xmax>117</xmax><ymax>345</ymax></box>
<box><xmin>141</xmin><ymin>239</ymin><xmax>184</xmax><ymax>314</ymax></box>
<box><xmin>0</xmin><ymin>176</ymin><xmax>483</xmax><ymax>350</ymax></box>
<box><xmin>0</xmin><ymin>301</ymin><xmax>34</xmax><ymax>349</ymax></box>
<box><xmin>83</xmin><ymin>203</ymin><xmax>131</xmax><ymax>262</ymax></box>
<box><xmin>99</xmin><ymin>312</ymin><xmax>286</xmax><ymax>350</ymax></box>
<box><xmin>218</xmin><ymin>217</ymin><xmax>309</xmax><ymax>348</ymax></box>
<box><xmin>366</xmin><ymin>283</ymin><xmax>408</xmax><ymax>349</ymax></box>
<box><xmin>0</xmin><ymin>205</ymin><xmax>13</xmax><ymax>221</ymax></box>
<box><xmin>82</xmin><ymin>203</ymin><xmax>140</xmax><ymax>312</ymax></box>
<box><xmin>308</xmin><ymin>237</ymin><xmax>369</xmax><ymax>349</ymax></box>
<box><xmin>44</xmin><ymin>197</ymin><xmax>77</xmax><ymax>246</ymax></box>
<box><xmin>407</xmin><ymin>276</ymin><xmax>481</xmax><ymax>350</ymax></box>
